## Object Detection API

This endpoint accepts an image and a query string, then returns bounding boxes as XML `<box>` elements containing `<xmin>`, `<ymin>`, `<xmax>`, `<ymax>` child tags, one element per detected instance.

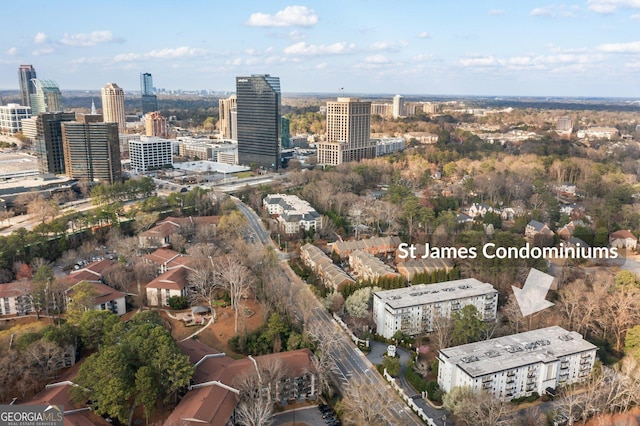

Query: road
<box><xmin>235</xmin><ymin>198</ymin><xmax>423</xmax><ymax>426</ymax></box>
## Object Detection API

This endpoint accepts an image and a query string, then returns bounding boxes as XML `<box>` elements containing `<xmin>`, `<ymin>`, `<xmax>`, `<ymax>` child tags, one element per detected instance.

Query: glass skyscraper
<box><xmin>236</xmin><ymin>74</ymin><xmax>281</xmax><ymax>170</ymax></box>
<box><xmin>140</xmin><ymin>72</ymin><xmax>158</xmax><ymax>114</ymax></box>
<box><xmin>18</xmin><ymin>65</ymin><xmax>37</xmax><ymax>107</ymax></box>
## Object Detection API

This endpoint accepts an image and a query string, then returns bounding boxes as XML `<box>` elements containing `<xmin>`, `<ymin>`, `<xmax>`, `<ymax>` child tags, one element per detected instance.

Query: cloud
<box><xmin>529</xmin><ymin>5</ymin><xmax>578</xmax><ymax>17</ymax></box>
<box><xmin>61</xmin><ymin>30</ymin><xmax>124</xmax><ymax>47</ymax></box>
<box><xmin>596</xmin><ymin>40</ymin><xmax>640</xmax><ymax>52</ymax></box>
<box><xmin>370</xmin><ymin>40</ymin><xmax>408</xmax><ymax>52</ymax></box>
<box><xmin>316</xmin><ymin>62</ymin><xmax>327</xmax><ymax>69</ymax></box>
<box><xmin>587</xmin><ymin>0</ymin><xmax>640</xmax><ymax>14</ymax></box>
<box><xmin>631</xmin><ymin>13</ymin><xmax>640</xmax><ymax>18</ymax></box>
<box><xmin>283</xmin><ymin>41</ymin><xmax>354</xmax><ymax>56</ymax></box>
<box><xmin>365</xmin><ymin>55</ymin><xmax>390</xmax><ymax>64</ymax></box>
<box><xmin>417</xmin><ymin>32</ymin><xmax>431</xmax><ymax>39</ymax></box>
<box><xmin>34</xmin><ymin>32</ymin><xmax>48</xmax><ymax>44</ymax></box>
<box><xmin>114</xmin><ymin>46</ymin><xmax>207</xmax><ymax>62</ymax></box>
<box><xmin>489</xmin><ymin>9</ymin><xmax>505</xmax><ymax>15</ymax></box>
<box><xmin>6</xmin><ymin>47</ymin><xmax>17</xmax><ymax>56</ymax></box>
<box><xmin>246</xmin><ymin>6</ymin><xmax>318</xmax><ymax>27</ymax></box>
<box><xmin>288</xmin><ymin>30</ymin><xmax>306</xmax><ymax>40</ymax></box>
<box><xmin>32</xmin><ymin>47</ymin><xmax>55</xmax><ymax>56</ymax></box>
<box><xmin>412</xmin><ymin>53</ymin><xmax>437</xmax><ymax>62</ymax></box>
<box><xmin>459</xmin><ymin>56</ymin><xmax>499</xmax><ymax>67</ymax></box>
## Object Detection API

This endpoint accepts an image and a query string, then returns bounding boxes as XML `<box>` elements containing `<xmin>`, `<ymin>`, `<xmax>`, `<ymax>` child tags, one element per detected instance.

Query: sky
<box><xmin>1</xmin><ymin>0</ymin><xmax>640</xmax><ymax>97</ymax></box>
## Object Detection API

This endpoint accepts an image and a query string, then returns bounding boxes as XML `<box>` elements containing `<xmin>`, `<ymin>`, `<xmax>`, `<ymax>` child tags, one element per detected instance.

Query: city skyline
<box><xmin>0</xmin><ymin>1</ymin><xmax>640</xmax><ymax>97</ymax></box>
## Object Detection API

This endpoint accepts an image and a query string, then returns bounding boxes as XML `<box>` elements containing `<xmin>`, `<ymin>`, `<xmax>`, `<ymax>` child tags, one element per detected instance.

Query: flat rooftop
<box><xmin>439</xmin><ymin>326</ymin><xmax>597</xmax><ymax>378</ymax></box>
<box><xmin>172</xmin><ymin>161</ymin><xmax>248</xmax><ymax>174</ymax></box>
<box><xmin>0</xmin><ymin>152</ymin><xmax>38</xmax><ymax>177</ymax></box>
<box><xmin>374</xmin><ymin>278</ymin><xmax>497</xmax><ymax>309</ymax></box>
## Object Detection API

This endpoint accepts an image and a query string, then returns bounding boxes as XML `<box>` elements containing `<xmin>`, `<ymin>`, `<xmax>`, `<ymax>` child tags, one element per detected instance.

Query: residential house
<box><xmin>525</xmin><ymin>220</ymin><xmax>554</xmax><ymax>240</ymax></box>
<box><xmin>610</xmin><ymin>230</ymin><xmax>638</xmax><ymax>251</ymax></box>
<box><xmin>468</xmin><ymin>203</ymin><xmax>493</xmax><ymax>218</ymax></box>
<box><xmin>146</xmin><ymin>266</ymin><xmax>192</xmax><ymax>307</ymax></box>
<box><xmin>557</xmin><ymin>220</ymin><xmax>585</xmax><ymax>240</ymax></box>
<box><xmin>138</xmin><ymin>216</ymin><xmax>219</xmax><ymax>248</ymax></box>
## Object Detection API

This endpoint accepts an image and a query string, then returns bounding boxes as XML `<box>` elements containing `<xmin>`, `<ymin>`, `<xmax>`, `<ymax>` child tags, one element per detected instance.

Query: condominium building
<box><xmin>176</xmin><ymin>138</ymin><xmax>238</xmax><ymax>164</ymax></box>
<box><xmin>263</xmin><ymin>193</ymin><xmax>322</xmax><ymax>234</ymax></box>
<box><xmin>392</xmin><ymin>94</ymin><xmax>404</xmax><ymax>118</ymax></box>
<box><xmin>30</xmin><ymin>79</ymin><xmax>62</xmax><ymax>115</ymax></box>
<box><xmin>33</xmin><ymin>112</ymin><xmax>77</xmax><ymax>174</ymax></box>
<box><xmin>145</xmin><ymin>111</ymin><xmax>168</xmax><ymax>138</ymax></box>
<box><xmin>0</xmin><ymin>104</ymin><xmax>31</xmax><ymax>134</ymax></box>
<box><xmin>236</xmin><ymin>75</ymin><xmax>281</xmax><ymax>169</ymax></box>
<box><xmin>332</xmin><ymin>236</ymin><xmax>402</xmax><ymax>259</ymax></box>
<box><xmin>437</xmin><ymin>326</ymin><xmax>597</xmax><ymax>400</ymax></box>
<box><xmin>371</xmin><ymin>103</ymin><xmax>392</xmax><ymax>118</ymax></box>
<box><xmin>101</xmin><ymin>83</ymin><xmax>126</xmax><ymax>133</ymax></box>
<box><xmin>18</xmin><ymin>65</ymin><xmax>37</xmax><ymax>107</ymax></box>
<box><xmin>61</xmin><ymin>114</ymin><xmax>122</xmax><ymax>183</ymax></box>
<box><xmin>300</xmin><ymin>243</ymin><xmax>355</xmax><ymax>290</ymax></box>
<box><xmin>374</xmin><ymin>137</ymin><xmax>406</xmax><ymax>156</ymax></box>
<box><xmin>129</xmin><ymin>136</ymin><xmax>173</xmax><ymax>172</ymax></box>
<box><xmin>372</xmin><ymin>278</ymin><xmax>498</xmax><ymax>339</ymax></box>
<box><xmin>317</xmin><ymin>98</ymin><xmax>376</xmax><ymax>165</ymax></box>
<box><xmin>218</xmin><ymin>94</ymin><xmax>237</xmax><ymax>140</ymax></box>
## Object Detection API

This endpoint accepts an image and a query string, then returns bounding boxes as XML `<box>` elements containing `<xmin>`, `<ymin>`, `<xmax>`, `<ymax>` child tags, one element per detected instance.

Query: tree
<box><xmin>431</xmin><ymin>312</ymin><xmax>454</xmax><ymax>350</ymax></box>
<box><xmin>135</xmin><ymin>366</ymin><xmax>159</xmax><ymax>426</ymax></box>
<box><xmin>451</xmin><ymin>305</ymin><xmax>488</xmax><ymax>345</ymax></box>
<box><xmin>77</xmin><ymin>310</ymin><xmax>120</xmax><ymax>351</ymax></box>
<box><xmin>338</xmin><ymin>376</ymin><xmax>392</xmax><ymax>426</ymax></box>
<box><xmin>382</xmin><ymin>356</ymin><xmax>401</xmax><ymax>377</ymax></box>
<box><xmin>27</xmin><ymin>195</ymin><xmax>59</xmax><ymax>224</ymax></box>
<box><xmin>443</xmin><ymin>386</ymin><xmax>512</xmax><ymax>426</ymax></box>
<box><xmin>345</xmin><ymin>286</ymin><xmax>380</xmax><ymax>319</ymax></box>
<box><xmin>215</xmin><ymin>254</ymin><xmax>253</xmax><ymax>333</ymax></box>
<box><xmin>65</xmin><ymin>281</ymin><xmax>99</xmax><ymax>325</ymax></box>
<box><xmin>625</xmin><ymin>325</ymin><xmax>640</xmax><ymax>359</ymax></box>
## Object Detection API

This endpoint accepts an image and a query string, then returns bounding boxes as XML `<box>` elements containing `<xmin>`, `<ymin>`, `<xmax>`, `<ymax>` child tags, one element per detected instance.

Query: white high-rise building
<box><xmin>373</xmin><ymin>278</ymin><xmax>498</xmax><ymax>339</ymax></box>
<box><xmin>437</xmin><ymin>326</ymin><xmax>597</xmax><ymax>401</ymax></box>
<box><xmin>317</xmin><ymin>97</ymin><xmax>375</xmax><ymax>165</ymax></box>
<box><xmin>219</xmin><ymin>94</ymin><xmax>237</xmax><ymax>140</ymax></box>
<box><xmin>392</xmin><ymin>94</ymin><xmax>404</xmax><ymax>118</ymax></box>
<box><xmin>101</xmin><ymin>83</ymin><xmax>126</xmax><ymax>133</ymax></box>
<box><xmin>129</xmin><ymin>136</ymin><xmax>173</xmax><ymax>173</ymax></box>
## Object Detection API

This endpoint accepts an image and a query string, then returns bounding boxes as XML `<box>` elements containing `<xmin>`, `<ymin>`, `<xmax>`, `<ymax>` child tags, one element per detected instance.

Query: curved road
<box><xmin>234</xmin><ymin>197</ymin><xmax>422</xmax><ymax>426</ymax></box>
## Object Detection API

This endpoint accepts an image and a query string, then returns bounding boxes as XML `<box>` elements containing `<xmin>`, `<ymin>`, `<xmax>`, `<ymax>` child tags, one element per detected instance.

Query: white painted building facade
<box><xmin>373</xmin><ymin>278</ymin><xmax>498</xmax><ymax>339</ymax></box>
<box><xmin>437</xmin><ymin>326</ymin><xmax>597</xmax><ymax>400</ymax></box>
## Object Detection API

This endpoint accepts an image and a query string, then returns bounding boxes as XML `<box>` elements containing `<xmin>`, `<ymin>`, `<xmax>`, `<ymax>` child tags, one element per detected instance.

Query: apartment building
<box><xmin>437</xmin><ymin>326</ymin><xmax>597</xmax><ymax>400</ymax></box>
<box><xmin>332</xmin><ymin>236</ymin><xmax>402</xmax><ymax>259</ymax></box>
<box><xmin>300</xmin><ymin>243</ymin><xmax>355</xmax><ymax>290</ymax></box>
<box><xmin>373</xmin><ymin>278</ymin><xmax>498</xmax><ymax>339</ymax></box>
<box><xmin>263</xmin><ymin>194</ymin><xmax>322</xmax><ymax>234</ymax></box>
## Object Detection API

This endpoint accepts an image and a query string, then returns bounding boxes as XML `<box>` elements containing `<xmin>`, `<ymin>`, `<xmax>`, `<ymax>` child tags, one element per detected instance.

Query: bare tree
<box><xmin>338</xmin><ymin>376</ymin><xmax>391</xmax><ymax>426</ymax></box>
<box><xmin>442</xmin><ymin>386</ymin><xmax>513</xmax><ymax>426</ymax></box>
<box><xmin>187</xmin><ymin>255</ymin><xmax>218</xmax><ymax>305</ymax></box>
<box><xmin>27</xmin><ymin>194</ymin><xmax>59</xmax><ymax>224</ymax></box>
<box><xmin>215</xmin><ymin>254</ymin><xmax>254</xmax><ymax>333</ymax></box>
<box><xmin>431</xmin><ymin>312</ymin><xmax>454</xmax><ymax>351</ymax></box>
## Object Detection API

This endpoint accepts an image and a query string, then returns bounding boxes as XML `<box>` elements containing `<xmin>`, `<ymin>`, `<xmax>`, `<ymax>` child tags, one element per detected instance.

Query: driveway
<box><xmin>273</xmin><ymin>406</ymin><xmax>328</xmax><ymax>426</ymax></box>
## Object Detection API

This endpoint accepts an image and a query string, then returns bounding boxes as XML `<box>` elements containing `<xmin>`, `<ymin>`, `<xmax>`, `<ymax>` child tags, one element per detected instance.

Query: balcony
<box><xmin>580</xmin><ymin>358</ymin><xmax>591</xmax><ymax>365</ymax></box>
<box><xmin>482</xmin><ymin>382</ymin><xmax>492</xmax><ymax>390</ymax></box>
<box><xmin>580</xmin><ymin>364</ymin><xmax>591</xmax><ymax>371</ymax></box>
<box><xmin>482</xmin><ymin>377</ymin><xmax>493</xmax><ymax>383</ymax></box>
<box><xmin>527</xmin><ymin>378</ymin><xmax>536</xmax><ymax>385</ymax></box>
<box><xmin>506</xmin><ymin>378</ymin><xmax>515</xmax><ymax>384</ymax></box>
<box><xmin>581</xmin><ymin>352</ymin><xmax>592</xmax><ymax>358</ymax></box>
<box><xmin>507</xmin><ymin>371</ymin><xmax>516</xmax><ymax>377</ymax></box>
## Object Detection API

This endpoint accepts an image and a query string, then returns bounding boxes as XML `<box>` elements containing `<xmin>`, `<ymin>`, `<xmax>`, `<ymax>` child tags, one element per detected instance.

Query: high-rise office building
<box><xmin>236</xmin><ymin>75</ymin><xmax>281</xmax><ymax>169</ymax></box>
<box><xmin>218</xmin><ymin>94</ymin><xmax>237</xmax><ymax>140</ymax></box>
<box><xmin>62</xmin><ymin>114</ymin><xmax>122</xmax><ymax>184</ymax></box>
<box><xmin>18</xmin><ymin>65</ymin><xmax>37</xmax><ymax>107</ymax></box>
<box><xmin>392</xmin><ymin>94</ymin><xmax>404</xmax><ymax>118</ymax></box>
<box><xmin>101</xmin><ymin>83</ymin><xmax>126</xmax><ymax>133</ymax></box>
<box><xmin>317</xmin><ymin>98</ymin><xmax>375</xmax><ymax>165</ymax></box>
<box><xmin>145</xmin><ymin>111</ymin><xmax>168</xmax><ymax>138</ymax></box>
<box><xmin>129</xmin><ymin>136</ymin><xmax>173</xmax><ymax>173</ymax></box>
<box><xmin>140</xmin><ymin>73</ymin><xmax>158</xmax><ymax>114</ymax></box>
<box><xmin>33</xmin><ymin>112</ymin><xmax>76</xmax><ymax>174</ymax></box>
<box><xmin>557</xmin><ymin>116</ymin><xmax>573</xmax><ymax>132</ymax></box>
<box><xmin>30</xmin><ymin>79</ymin><xmax>62</xmax><ymax>115</ymax></box>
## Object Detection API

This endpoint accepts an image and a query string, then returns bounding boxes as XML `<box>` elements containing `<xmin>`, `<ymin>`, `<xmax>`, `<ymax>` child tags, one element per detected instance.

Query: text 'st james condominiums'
<box><xmin>236</xmin><ymin>74</ymin><xmax>281</xmax><ymax>170</ymax></box>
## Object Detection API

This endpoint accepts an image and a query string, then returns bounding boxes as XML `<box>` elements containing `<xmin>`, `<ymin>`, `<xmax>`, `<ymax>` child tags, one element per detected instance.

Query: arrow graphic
<box><xmin>512</xmin><ymin>268</ymin><xmax>554</xmax><ymax>317</ymax></box>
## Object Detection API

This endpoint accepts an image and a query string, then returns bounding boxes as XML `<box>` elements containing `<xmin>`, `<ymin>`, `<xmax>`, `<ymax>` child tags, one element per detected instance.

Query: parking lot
<box><xmin>272</xmin><ymin>405</ymin><xmax>339</xmax><ymax>426</ymax></box>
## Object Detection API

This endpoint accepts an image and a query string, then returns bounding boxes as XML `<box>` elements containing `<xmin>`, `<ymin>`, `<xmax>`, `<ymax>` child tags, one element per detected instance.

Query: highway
<box><xmin>235</xmin><ymin>197</ymin><xmax>422</xmax><ymax>426</ymax></box>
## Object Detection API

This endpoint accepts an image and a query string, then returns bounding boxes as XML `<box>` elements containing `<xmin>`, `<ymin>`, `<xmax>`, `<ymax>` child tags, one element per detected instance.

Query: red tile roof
<box><xmin>0</xmin><ymin>280</ymin><xmax>32</xmax><ymax>299</ymax></box>
<box><xmin>145</xmin><ymin>266</ymin><xmax>190</xmax><ymax>290</ymax></box>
